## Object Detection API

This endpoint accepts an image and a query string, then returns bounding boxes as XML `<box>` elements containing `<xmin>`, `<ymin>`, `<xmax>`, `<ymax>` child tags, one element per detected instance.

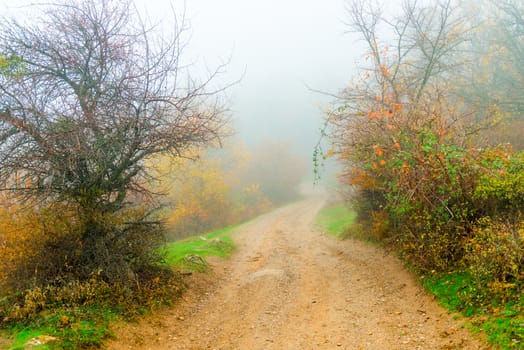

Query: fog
<box><xmin>132</xmin><ymin>0</ymin><xmax>361</xmax><ymax>159</ymax></box>
<box><xmin>0</xmin><ymin>0</ymin><xmax>362</xmax><ymax>183</ymax></box>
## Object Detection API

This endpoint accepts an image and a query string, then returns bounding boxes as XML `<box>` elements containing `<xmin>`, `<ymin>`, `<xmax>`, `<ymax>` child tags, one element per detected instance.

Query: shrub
<box><xmin>0</xmin><ymin>202</ymin><xmax>167</xmax><ymax>292</ymax></box>
<box><xmin>1</xmin><ymin>267</ymin><xmax>182</xmax><ymax>323</ymax></box>
<box><xmin>465</xmin><ymin>217</ymin><xmax>524</xmax><ymax>302</ymax></box>
<box><xmin>474</xmin><ymin>148</ymin><xmax>524</xmax><ymax>218</ymax></box>
<box><xmin>0</xmin><ymin>197</ymin><xmax>180</xmax><ymax>328</ymax></box>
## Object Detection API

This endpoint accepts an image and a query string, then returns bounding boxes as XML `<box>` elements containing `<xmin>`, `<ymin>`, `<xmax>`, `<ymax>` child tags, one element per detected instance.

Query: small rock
<box><xmin>184</xmin><ymin>254</ymin><xmax>207</xmax><ymax>266</ymax></box>
<box><xmin>27</xmin><ymin>335</ymin><xmax>59</xmax><ymax>346</ymax></box>
<box><xmin>210</xmin><ymin>238</ymin><xmax>223</xmax><ymax>244</ymax></box>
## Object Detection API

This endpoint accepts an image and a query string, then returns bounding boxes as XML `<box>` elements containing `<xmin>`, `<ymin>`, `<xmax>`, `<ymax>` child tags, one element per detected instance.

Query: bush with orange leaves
<box><xmin>330</xmin><ymin>88</ymin><xmax>486</xmax><ymax>271</ymax></box>
<box><xmin>329</xmin><ymin>98</ymin><xmax>524</xmax><ymax>274</ymax></box>
<box><xmin>320</xmin><ymin>0</ymin><xmax>524</xmax><ymax>273</ymax></box>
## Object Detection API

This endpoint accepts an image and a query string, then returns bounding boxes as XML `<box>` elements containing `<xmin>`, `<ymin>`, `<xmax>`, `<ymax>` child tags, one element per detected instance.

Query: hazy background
<box><xmin>132</xmin><ymin>0</ymin><xmax>361</xmax><ymax>155</ymax></box>
<box><xmin>0</xmin><ymin>0</ymin><xmax>363</xmax><ymax>180</ymax></box>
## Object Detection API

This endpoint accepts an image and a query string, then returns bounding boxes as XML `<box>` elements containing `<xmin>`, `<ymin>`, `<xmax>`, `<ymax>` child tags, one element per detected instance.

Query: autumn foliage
<box><xmin>148</xmin><ymin>145</ymin><xmax>273</xmax><ymax>239</ymax></box>
<box><xmin>323</xmin><ymin>0</ymin><xmax>524</xmax><ymax>302</ymax></box>
<box><xmin>148</xmin><ymin>141</ymin><xmax>306</xmax><ymax>240</ymax></box>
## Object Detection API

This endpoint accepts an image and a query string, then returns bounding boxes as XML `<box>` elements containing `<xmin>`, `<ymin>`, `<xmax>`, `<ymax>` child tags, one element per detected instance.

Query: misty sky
<box><xmin>136</xmin><ymin>0</ymin><xmax>361</xmax><ymax>153</ymax></box>
<box><xmin>0</xmin><ymin>0</ymin><xmax>362</xmax><ymax>157</ymax></box>
<box><xmin>169</xmin><ymin>0</ymin><xmax>361</xmax><ymax>154</ymax></box>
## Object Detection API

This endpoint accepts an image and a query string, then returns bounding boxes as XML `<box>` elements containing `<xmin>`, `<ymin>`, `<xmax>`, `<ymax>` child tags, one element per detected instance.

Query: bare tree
<box><xmin>345</xmin><ymin>0</ymin><xmax>469</xmax><ymax>106</ymax></box>
<box><xmin>0</xmin><ymin>0</ymin><xmax>229</xmax><ymax>283</ymax></box>
<box><xmin>0</xmin><ymin>0</ymin><xmax>227</xmax><ymax>212</ymax></box>
<box><xmin>471</xmin><ymin>0</ymin><xmax>524</xmax><ymax>114</ymax></box>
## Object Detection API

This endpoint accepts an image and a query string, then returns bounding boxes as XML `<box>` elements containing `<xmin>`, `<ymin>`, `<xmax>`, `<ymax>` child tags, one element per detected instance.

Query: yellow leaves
<box><xmin>0</xmin><ymin>201</ymin><xmax>75</xmax><ymax>292</ymax></box>
<box><xmin>0</xmin><ymin>55</ymin><xmax>7</xmax><ymax>67</ymax></box>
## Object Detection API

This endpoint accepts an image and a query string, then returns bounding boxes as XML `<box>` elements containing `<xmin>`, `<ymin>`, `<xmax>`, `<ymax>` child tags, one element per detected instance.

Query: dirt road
<box><xmin>108</xmin><ymin>198</ymin><xmax>488</xmax><ymax>350</ymax></box>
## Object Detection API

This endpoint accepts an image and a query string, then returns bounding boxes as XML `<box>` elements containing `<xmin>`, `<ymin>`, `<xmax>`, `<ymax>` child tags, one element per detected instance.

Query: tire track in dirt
<box><xmin>107</xmin><ymin>198</ymin><xmax>489</xmax><ymax>350</ymax></box>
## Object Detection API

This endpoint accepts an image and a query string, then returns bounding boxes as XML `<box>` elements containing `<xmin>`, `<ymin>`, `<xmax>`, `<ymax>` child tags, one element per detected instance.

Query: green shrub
<box><xmin>474</xmin><ymin>148</ymin><xmax>524</xmax><ymax>217</ymax></box>
<box><xmin>465</xmin><ymin>218</ymin><xmax>524</xmax><ymax>302</ymax></box>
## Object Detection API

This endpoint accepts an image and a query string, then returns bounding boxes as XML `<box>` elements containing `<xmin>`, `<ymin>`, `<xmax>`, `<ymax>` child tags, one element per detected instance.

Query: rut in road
<box><xmin>108</xmin><ymin>198</ymin><xmax>488</xmax><ymax>350</ymax></box>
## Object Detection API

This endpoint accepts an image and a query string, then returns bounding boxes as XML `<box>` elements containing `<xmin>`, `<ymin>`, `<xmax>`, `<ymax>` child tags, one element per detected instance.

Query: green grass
<box><xmin>422</xmin><ymin>271</ymin><xmax>524</xmax><ymax>349</ymax></box>
<box><xmin>422</xmin><ymin>271</ymin><xmax>481</xmax><ymax>316</ymax></box>
<box><xmin>314</xmin><ymin>204</ymin><xmax>357</xmax><ymax>238</ymax></box>
<box><xmin>162</xmin><ymin>225</ymin><xmax>237</xmax><ymax>271</ymax></box>
<box><xmin>2</xmin><ymin>305</ymin><xmax>116</xmax><ymax>350</ymax></box>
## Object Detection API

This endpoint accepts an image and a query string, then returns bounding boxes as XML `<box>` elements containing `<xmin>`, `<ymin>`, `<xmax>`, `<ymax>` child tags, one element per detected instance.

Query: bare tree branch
<box><xmin>0</xmin><ymin>0</ymin><xmax>230</xmax><ymax>213</ymax></box>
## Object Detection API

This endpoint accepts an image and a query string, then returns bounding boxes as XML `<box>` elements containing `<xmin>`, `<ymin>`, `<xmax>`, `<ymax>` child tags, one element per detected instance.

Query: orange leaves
<box><xmin>374</xmin><ymin>145</ymin><xmax>384</xmax><ymax>157</ymax></box>
<box><xmin>380</xmin><ymin>64</ymin><xmax>391</xmax><ymax>77</ymax></box>
<box><xmin>372</xmin><ymin>146</ymin><xmax>388</xmax><ymax>169</ymax></box>
<box><xmin>322</xmin><ymin>146</ymin><xmax>336</xmax><ymax>159</ymax></box>
<box><xmin>368</xmin><ymin>111</ymin><xmax>381</xmax><ymax>120</ymax></box>
<box><xmin>401</xmin><ymin>162</ymin><xmax>411</xmax><ymax>175</ymax></box>
<box><xmin>393</xmin><ymin>141</ymin><xmax>401</xmax><ymax>150</ymax></box>
<box><xmin>392</xmin><ymin>103</ymin><xmax>403</xmax><ymax>112</ymax></box>
<box><xmin>347</xmin><ymin>169</ymin><xmax>378</xmax><ymax>189</ymax></box>
<box><xmin>366</xmin><ymin>103</ymin><xmax>403</xmax><ymax>122</ymax></box>
<box><xmin>368</xmin><ymin>109</ymin><xmax>392</xmax><ymax>120</ymax></box>
<box><xmin>0</xmin><ymin>202</ymin><xmax>76</xmax><ymax>293</ymax></box>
